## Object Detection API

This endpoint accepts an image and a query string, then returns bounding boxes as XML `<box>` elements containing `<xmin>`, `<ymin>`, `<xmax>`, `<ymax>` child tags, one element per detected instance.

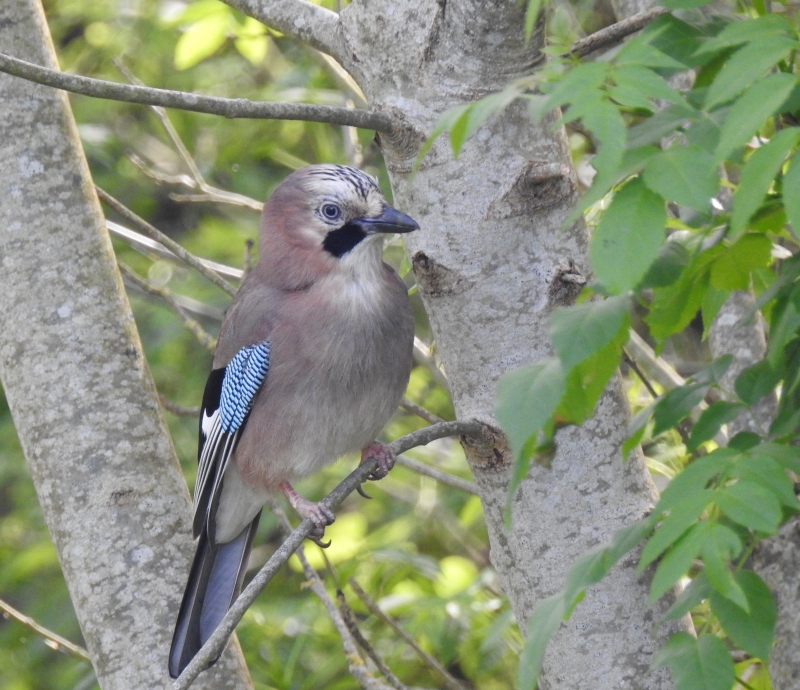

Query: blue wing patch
<box><xmin>219</xmin><ymin>342</ymin><xmax>271</xmax><ymax>432</ymax></box>
<box><xmin>193</xmin><ymin>340</ymin><xmax>271</xmax><ymax>538</ymax></box>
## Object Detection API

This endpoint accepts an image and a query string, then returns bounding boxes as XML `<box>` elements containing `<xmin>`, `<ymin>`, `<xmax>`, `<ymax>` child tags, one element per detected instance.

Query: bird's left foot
<box><xmin>280</xmin><ymin>482</ymin><xmax>335</xmax><ymax>548</ymax></box>
<box><xmin>360</xmin><ymin>441</ymin><xmax>396</xmax><ymax>481</ymax></box>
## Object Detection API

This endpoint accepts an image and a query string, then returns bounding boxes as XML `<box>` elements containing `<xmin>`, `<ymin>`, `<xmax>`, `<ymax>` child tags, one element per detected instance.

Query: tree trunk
<box><xmin>0</xmin><ymin>3</ymin><xmax>252</xmax><ymax>688</ymax></box>
<box><xmin>708</xmin><ymin>293</ymin><xmax>800</xmax><ymax>689</ymax></box>
<box><xmin>238</xmin><ymin>1</ymin><xmax>685</xmax><ymax>687</ymax></box>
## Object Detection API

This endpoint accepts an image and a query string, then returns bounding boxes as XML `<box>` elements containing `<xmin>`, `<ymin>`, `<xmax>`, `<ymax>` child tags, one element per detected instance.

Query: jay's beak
<box><xmin>354</xmin><ymin>205</ymin><xmax>419</xmax><ymax>234</ymax></box>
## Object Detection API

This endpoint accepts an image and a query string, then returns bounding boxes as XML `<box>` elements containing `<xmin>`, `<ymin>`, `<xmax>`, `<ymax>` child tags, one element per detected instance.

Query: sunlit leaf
<box><xmin>174</xmin><ymin>14</ymin><xmax>230</xmax><ymax>70</ymax></box>
<box><xmin>709</xmin><ymin>234</ymin><xmax>772</xmax><ymax>292</ymax></box>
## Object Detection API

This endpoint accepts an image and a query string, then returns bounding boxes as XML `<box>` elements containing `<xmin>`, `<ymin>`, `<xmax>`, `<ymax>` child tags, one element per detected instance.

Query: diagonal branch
<box><xmin>563</xmin><ymin>7</ymin><xmax>669</xmax><ymax>60</ymax></box>
<box><xmin>97</xmin><ymin>187</ymin><xmax>239</xmax><ymax>297</ymax></box>
<box><xmin>0</xmin><ymin>597</ymin><xmax>91</xmax><ymax>662</ymax></box>
<box><xmin>172</xmin><ymin>419</ymin><xmax>485</xmax><ymax>690</ymax></box>
<box><xmin>0</xmin><ymin>52</ymin><xmax>394</xmax><ymax>132</ymax></box>
<box><xmin>221</xmin><ymin>0</ymin><xmax>343</xmax><ymax>62</ymax></box>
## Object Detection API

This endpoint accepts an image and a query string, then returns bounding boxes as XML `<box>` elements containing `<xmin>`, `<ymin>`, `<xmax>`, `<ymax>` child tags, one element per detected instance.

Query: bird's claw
<box><xmin>281</xmin><ymin>482</ymin><xmax>336</xmax><ymax>545</ymax></box>
<box><xmin>356</xmin><ymin>484</ymin><xmax>373</xmax><ymax>499</ymax></box>
<box><xmin>361</xmin><ymin>441</ymin><xmax>396</xmax><ymax>481</ymax></box>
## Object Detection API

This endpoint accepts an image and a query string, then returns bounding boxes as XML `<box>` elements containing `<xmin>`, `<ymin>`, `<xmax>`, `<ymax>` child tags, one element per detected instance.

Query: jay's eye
<box><xmin>321</xmin><ymin>204</ymin><xmax>341</xmax><ymax>220</ymax></box>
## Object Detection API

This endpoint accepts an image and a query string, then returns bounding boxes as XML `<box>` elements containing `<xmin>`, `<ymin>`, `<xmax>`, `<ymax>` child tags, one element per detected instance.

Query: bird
<box><xmin>168</xmin><ymin>164</ymin><xmax>418</xmax><ymax>678</ymax></box>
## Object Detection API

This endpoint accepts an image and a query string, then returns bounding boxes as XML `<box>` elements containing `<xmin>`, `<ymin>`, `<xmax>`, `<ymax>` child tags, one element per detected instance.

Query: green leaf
<box><xmin>174</xmin><ymin>14</ymin><xmax>230</xmax><ymax>70</ymax></box>
<box><xmin>496</xmin><ymin>358</ymin><xmax>565</xmax><ymax>461</ymax></box>
<box><xmin>752</xmin><ymin>442</ymin><xmax>800</xmax><ymax>475</ymax></box>
<box><xmin>687</xmin><ymin>402</ymin><xmax>746</xmax><ymax>452</ymax></box>
<box><xmin>784</xmin><ymin>153</ymin><xmax>800</xmax><ymax>238</ymax></box>
<box><xmin>518</xmin><ymin>593</ymin><xmax>567</xmax><ymax>690</ymax></box>
<box><xmin>711</xmin><ymin>571</ymin><xmax>776</xmax><ymax>661</ymax></box>
<box><xmin>730</xmin><ymin>127</ymin><xmax>800</xmax><ymax>240</ymax></box>
<box><xmin>701</xmin><ymin>284</ymin><xmax>729</xmax><ymax>341</ymax></box>
<box><xmin>614</xmin><ymin>33</ymin><xmax>688</xmax><ymax>70</ymax></box>
<box><xmin>735</xmin><ymin>360</ymin><xmax>781</xmax><ymax>406</ymax></box>
<box><xmin>644</xmin><ymin>15</ymin><xmax>706</xmax><ymax>68</ymax></box>
<box><xmin>415</xmin><ymin>103</ymin><xmax>470</xmax><ymax>170</ymax></box>
<box><xmin>524</xmin><ymin>0</ymin><xmax>546</xmax><ymax>43</ymax></box>
<box><xmin>566</xmin><ymin>518</ymin><xmax>654</xmax><ymax>600</ymax></box>
<box><xmin>622</xmin><ymin>406</ymin><xmax>651</xmax><ymax>458</ymax></box>
<box><xmin>543</xmin><ymin>61</ymin><xmax>609</xmax><ymax>112</ymax></box>
<box><xmin>704</xmin><ymin>38</ymin><xmax>799</xmax><ymax>110</ymax></box>
<box><xmin>614</xmin><ymin>65</ymin><xmax>683</xmax><ymax>104</ymax></box>
<box><xmin>639</xmin><ymin>491</ymin><xmax>713</xmax><ymax>571</ymax></box>
<box><xmin>663</xmin><ymin>572</ymin><xmax>713</xmax><ymax>621</ymax></box>
<box><xmin>642</xmin><ymin>145</ymin><xmax>718</xmax><ymax>212</ymax></box>
<box><xmin>652</xmin><ymin>382</ymin><xmax>709</xmax><ymax>437</ymax></box>
<box><xmin>696</xmin><ymin>14</ymin><xmax>795</xmax><ymax>55</ymax></box>
<box><xmin>646</xmin><ymin>252</ymin><xmax>715</xmax><ymax>340</ymax></box>
<box><xmin>654</xmin><ymin>633</ymin><xmax>735</xmax><ymax>690</ymax></box>
<box><xmin>715</xmin><ymin>73</ymin><xmax>798</xmax><ymax>161</ymax></box>
<box><xmin>657</xmin><ymin>448</ymin><xmax>739</xmax><ymax>512</ymax></box>
<box><xmin>714</xmin><ymin>480</ymin><xmax>782</xmax><ymax>534</ymax></box>
<box><xmin>557</xmin><ymin>336</ymin><xmax>623</xmax><ymax>425</ymax></box>
<box><xmin>731</xmin><ymin>454</ymin><xmax>798</xmax><ymax>509</ymax></box>
<box><xmin>767</xmin><ymin>288</ymin><xmax>800</xmax><ymax>366</ymax></box>
<box><xmin>701</xmin><ymin>523</ymin><xmax>746</xmax><ymax>609</ymax></box>
<box><xmin>581</xmin><ymin>100</ymin><xmax>627</xmax><ymax>178</ymax></box>
<box><xmin>627</xmin><ymin>102</ymin><xmax>699</xmax><ymax>149</ymax></box>
<box><xmin>591</xmin><ymin>178</ymin><xmax>666</xmax><ymax>294</ymax></box>
<box><xmin>709</xmin><ymin>234</ymin><xmax>773</xmax><ymax>292</ymax></box>
<box><xmin>449</xmin><ymin>87</ymin><xmax>523</xmax><ymax>158</ymax></box>
<box><xmin>651</xmin><ymin>523</ymin><xmax>709</xmax><ymax>601</ymax></box>
<box><xmin>640</xmin><ymin>240</ymin><xmax>692</xmax><ymax>289</ymax></box>
<box><xmin>550</xmin><ymin>295</ymin><xmax>630</xmax><ymax>370</ymax></box>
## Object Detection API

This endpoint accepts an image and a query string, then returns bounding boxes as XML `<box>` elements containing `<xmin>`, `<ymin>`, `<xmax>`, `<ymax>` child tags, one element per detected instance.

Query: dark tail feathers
<box><xmin>169</xmin><ymin>513</ymin><xmax>261</xmax><ymax>678</ymax></box>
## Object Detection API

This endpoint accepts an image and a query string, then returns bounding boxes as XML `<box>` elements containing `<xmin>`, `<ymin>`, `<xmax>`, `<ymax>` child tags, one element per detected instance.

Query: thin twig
<box><xmin>97</xmin><ymin>186</ymin><xmax>239</xmax><ymax>296</ymax></box>
<box><xmin>563</xmin><ymin>7</ymin><xmax>669</xmax><ymax>60</ymax></box>
<box><xmin>337</xmin><ymin>591</ymin><xmax>410</xmax><ymax>690</ymax></box>
<box><xmin>267</xmin><ymin>498</ymin><xmax>399</xmax><ymax>690</ymax></box>
<box><xmin>118</xmin><ymin>263</ymin><xmax>217</xmax><ymax>352</ymax></box>
<box><xmin>172</xmin><ymin>419</ymin><xmax>485</xmax><ymax>690</ymax></box>
<box><xmin>348</xmin><ymin>579</ymin><xmax>469</xmax><ymax>690</ymax></box>
<box><xmin>622</xmin><ymin>348</ymin><xmax>658</xmax><ymax>400</ymax></box>
<box><xmin>114</xmin><ymin>60</ymin><xmax>265</xmax><ymax>212</ymax></box>
<box><xmin>106</xmin><ymin>220</ymin><xmax>244</xmax><ymax>281</ymax></box>
<box><xmin>0</xmin><ymin>52</ymin><xmax>395</xmax><ymax>132</ymax></box>
<box><xmin>400</xmin><ymin>398</ymin><xmax>444</xmax><ymax>425</ymax></box>
<box><xmin>394</xmin><ymin>456</ymin><xmax>478</xmax><ymax>495</ymax></box>
<box><xmin>0</xmin><ymin>598</ymin><xmax>91</xmax><ymax>662</ymax></box>
<box><xmin>159</xmin><ymin>395</ymin><xmax>201</xmax><ymax>418</ymax></box>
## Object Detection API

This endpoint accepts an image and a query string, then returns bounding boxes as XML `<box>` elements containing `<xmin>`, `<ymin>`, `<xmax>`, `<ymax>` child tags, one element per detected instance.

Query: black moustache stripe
<box><xmin>322</xmin><ymin>223</ymin><xmax>367</xmax><ymax>257</ymax></box>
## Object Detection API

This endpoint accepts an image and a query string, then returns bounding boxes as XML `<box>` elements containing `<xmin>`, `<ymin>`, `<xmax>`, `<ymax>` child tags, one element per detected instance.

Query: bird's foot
<box><xmin>360</xmin><ymin>441</ymin><xmax>396</xmax><ymax>481</ymax></box>
<box><xmin>280</xmin><ymin>482</ymin><xmax>335</xmax><ymax>547</ymax></box>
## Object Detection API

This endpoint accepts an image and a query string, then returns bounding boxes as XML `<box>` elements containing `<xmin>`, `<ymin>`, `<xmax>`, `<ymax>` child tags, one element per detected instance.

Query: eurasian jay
<box><xmin>169</xmin><ymin>164</ymin><xmax>418</xmax><ymax>678</ymax></box>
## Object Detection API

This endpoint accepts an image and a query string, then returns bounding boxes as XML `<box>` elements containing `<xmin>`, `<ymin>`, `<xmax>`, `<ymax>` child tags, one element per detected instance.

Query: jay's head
<box><xmin>259</xmin><ymin>164</ymin><xmax>419</xmax><ymax>288</ymax></box>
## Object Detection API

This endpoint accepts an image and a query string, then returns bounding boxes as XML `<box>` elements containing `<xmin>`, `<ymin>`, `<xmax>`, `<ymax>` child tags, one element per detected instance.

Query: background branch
<box><xmin>221</xmin><ymin>0</ymin><xmax>343</xmax><ymax>62</ymax></box>
<box><xmin>564</xmin><ymin>7</ymin><xmax>669</xmax><ymax>59</ymax></box>
<box><xmin>0</xmin><ymin>598</ymin><xmax>91</xmax><ymax>662</ymax></box>
<box><xmin>0</xmin><ymin>52</ymin><xmax>393</xmax><ymax>132</ymax></box>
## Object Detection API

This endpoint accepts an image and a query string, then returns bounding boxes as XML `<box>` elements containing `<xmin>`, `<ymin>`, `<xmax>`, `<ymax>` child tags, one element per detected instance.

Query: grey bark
<box><xmin>239</xmin><ymin>1</ymin><xmax>685</xmax><ymax>688</ymax></box>
<box><xmin>708</xmin><ymin>293</ymin><xmax>800</xmax><ymax>689</ymax></box>
<box><xmin>0</xmin><ymin>3</ymin><xmax>252</xmax><ymax>688</ymax></box>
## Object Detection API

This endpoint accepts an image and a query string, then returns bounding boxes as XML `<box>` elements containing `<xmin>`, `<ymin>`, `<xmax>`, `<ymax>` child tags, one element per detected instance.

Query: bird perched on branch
<box><xmin>169</xmin><ymin>164</ymin><xmax>418</xmax><ymax>678</ymax></box>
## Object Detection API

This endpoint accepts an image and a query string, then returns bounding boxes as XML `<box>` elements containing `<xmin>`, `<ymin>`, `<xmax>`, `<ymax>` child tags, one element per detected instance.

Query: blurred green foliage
<box><xmin>0</xmin><ymin>1</ymin><xmax>523</xmax><ymax>688</ymax></box>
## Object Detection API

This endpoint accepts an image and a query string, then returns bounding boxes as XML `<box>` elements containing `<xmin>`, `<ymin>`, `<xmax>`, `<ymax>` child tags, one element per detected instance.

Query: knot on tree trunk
<box><xmin>460</xmin><ymin>422</ymin><xmax>510</xmax><ymax>472</ymax></box>
<box><xmin>411</xmin><ymin>251</ymin><xmax>469</xmax><ymax>298</ymax></box>
<box><xmin>486</xmin><ymin>160</ymin><xmax>577</xmax><ymax>219</ymax></box>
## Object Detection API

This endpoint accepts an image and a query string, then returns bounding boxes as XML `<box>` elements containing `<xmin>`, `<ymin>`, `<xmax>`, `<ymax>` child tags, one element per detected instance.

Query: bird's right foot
<box><xmin>279</xmin><ymin>482</ymin><xmax>335</xmax><ymax>547</ymax></box>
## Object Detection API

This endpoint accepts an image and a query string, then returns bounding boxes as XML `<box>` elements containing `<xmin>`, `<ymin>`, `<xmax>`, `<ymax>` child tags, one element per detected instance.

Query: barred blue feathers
<box><xmin>219</xmin><ymin>342</ymin><xmax>271</xmax><ymax>433</ymax></box>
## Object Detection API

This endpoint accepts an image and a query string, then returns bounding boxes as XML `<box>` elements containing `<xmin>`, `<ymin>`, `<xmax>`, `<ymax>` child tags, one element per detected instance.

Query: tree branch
<box><xmin>172</xmin><ymin>419</ymin><xmax>485</xmax><ymax>690</ymax></box>
<box><xmin>348</xmin><ymin>579</ymin><xmax>468</xmax><ymax>690</ymax></box>
<box><xmin>119</xmin><ymin>263</ymin><xmax>217</xmax><ymax>352</ymax></box>
<box><xmin>0</xmin><ymin>597</ymin><xmax>91</xmax><ymax>662</ymax></box>
<box><xmin>97</xmin><ymin>187</ymin><xmax>239</xmax><ymax>296</ymax></box>
<box><xmin>394</xmin><ymin>456</ymin><xmax>478</xmax><ymax>495</ymax></box>
<box><xmin>0</xmin><ymin>52</ymin><xmax>394</xmax><ymax>132</ymax></box>
<box><xmin>221</xmin><ymin>0</ymin><xmax>343</xmax><ymax>62</ymax></box>
<box><xmin>564</xmin><ymin>7</ymin><xmax>669</xmax><ymax>60</ymax></box>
